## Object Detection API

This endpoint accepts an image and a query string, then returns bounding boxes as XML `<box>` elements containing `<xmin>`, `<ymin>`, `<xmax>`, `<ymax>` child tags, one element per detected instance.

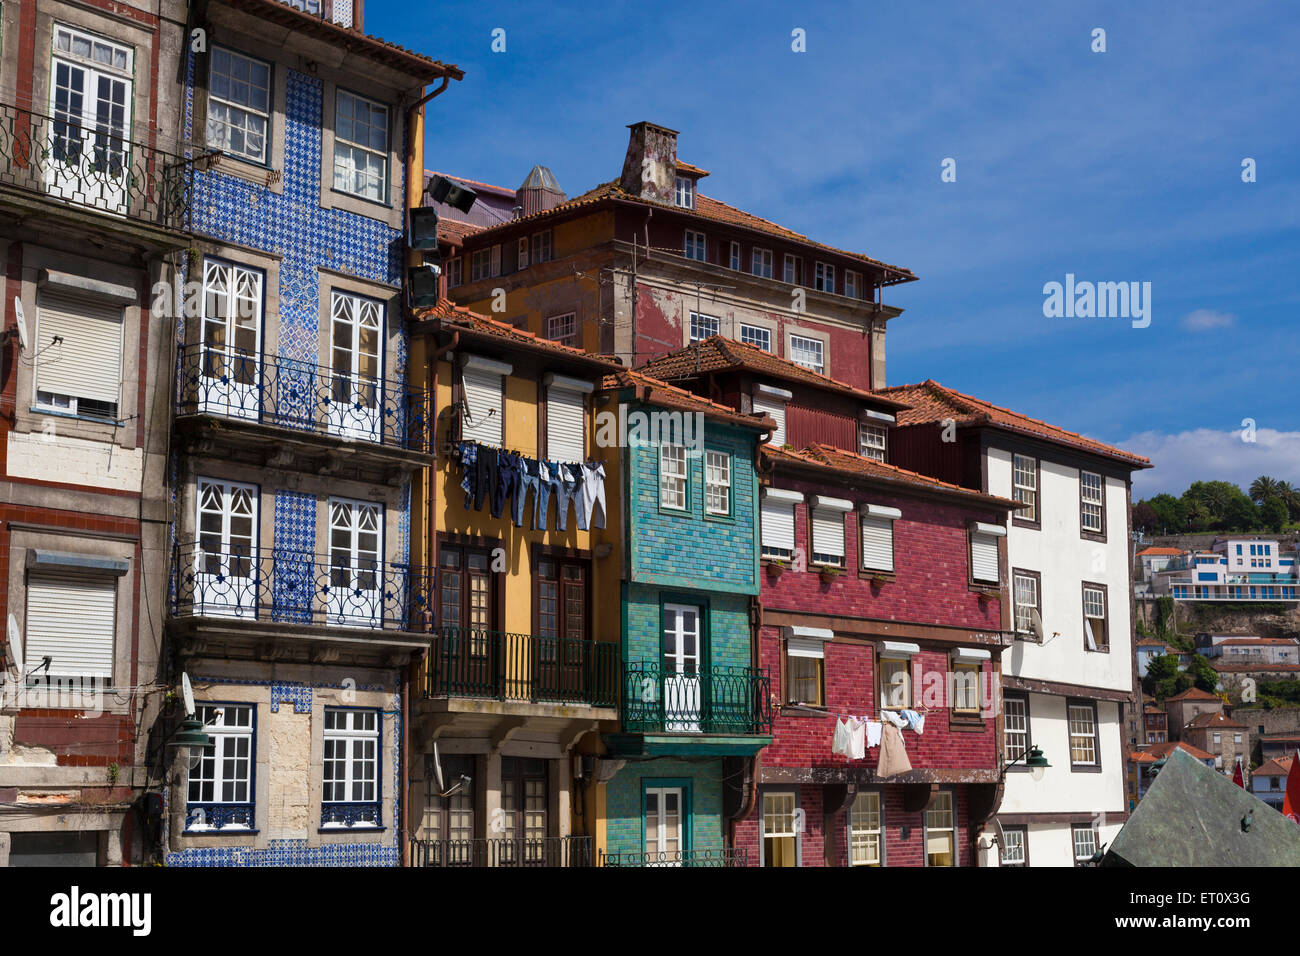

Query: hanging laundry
<box><xmin>880</xmin><ymin>709</ymin><xmax>905</xmax><ymax>729</ymax></box>
<box><xmin>900</xmin><ymin>709</ymin><xmax>926</xmax><ymax>735</ymax></box>
<box><xmin>864</xmin><ymin>720</ymin><xmax>883</xmax><ymax>749</ymax></box>
<box><xmin>877</xmin><ymin>723</ymin><xmax>912</xmax><ymax>778</ymax></box>
<box><xmin>474</xmin><ymin>444</ymin><xmax>498</xmax><ymax>512</ymax></box>
<box><xmin>552</xmin><ymin>463</ymin><xmax>586</xmax><ymax>532</ymax></box>
<box><xmin>847</xmin><ymin>718</ymin><xmax>866</xmax><ymax>760</ymax></box>
<box><xmin>458</xmin><ymin>442</ymin><xmax>478</xmax><ymax>509</ymax></box>
<box><xmin>492</xmin><ymin>451</ymin><xmax>520</xmax><ymax>520</ymax></box>
<box><xmin>831</xmin><ymin>718</ymin><xmax>853</xmax><ymax>757</ymax></box>
<box><xmin>580</xmin><ymin>461</ymin><xmax>607</xmax><ymax>530</ymax></box>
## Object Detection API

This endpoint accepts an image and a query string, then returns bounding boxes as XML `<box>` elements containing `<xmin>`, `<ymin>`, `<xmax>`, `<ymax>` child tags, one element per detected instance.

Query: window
<box><xmin>924</xmin><ymin>791</ymin><xmax>955</xmax><ymax>866</ymax></box>
<box><xmin>811</xmin><ymin>500</ymin><xmax>848</xmax><ymax>567</ymax></box>
<box><xmin>195</xmin><ymin>477</ymin><xmax>258</xmax><ymax>616</ymax></box>
<box><xmin>952</xmin><ymin>661</ymin><xmax>981</xmax><ymax>714</ymax></box>
<box><xmin>684</xmin><ymin>229</ymin><xmax>706</xmax><ymax>262</ymax></box>
<box><xmin>785</xmin><ymin>633</ymin><xmax>826</xmax><ymax>706</ymax></box>
<box><xmin>783</xmin><ymin>254</ymin><xmax>801</xmax><ymax>285</ymax></box>
<box><xmin>322</xmin><ymin>708</ymin><xmax>380</xmax><ymax>827</ymax></box>
<box><xmin>437</xmin><ymin>545</ymin><xmax>496</xmax><ymax>635</ymax></box>
<box><xmin>762</xmin><ymin>792</ymin><xmax>798</xmax><ymax>867</ymax></box>
<box><xmin>33</xmin><ymin>291</ymin><xmax>125</xmax><ymax>420</ymax></box>
<box><xmin>969</xmin><ymin>525</ymin><xmax>1002</xmax><ymax>583</ymax></box>
<box><xmin>845</xmin><ymin>270</ymin><xmax>860</xmax><ymax>299</ymax></box>
<box><xmin>470</xmin><ymin>248</ymin><xmax>492</xmax><ymax>283</ymax></box>
<box><xmin>1012</xmin><ymin>454</ymin><xmax>1038</xmax><ymax>523</ymax></box>
<box><xmin>536</xmin><ymin>555</ymin><xmax>588</xmax><ymax>656</ymax></box>
<box><xmin>517</xmin><ymin>237</ymin><xmax>529</xmax><ymax>270</ymax></box>
<box><xmin>739</xmin><ymin>323</ymin><xmax>771</xmax><ymax>351</ymax></box>
<box><xmin>25</xmin><ymin>569</ymin><xmax>117</xmax><ymax>684</ymax></box>
<box><xmin>1003</xmin><ymin>694</ymin><xmax>1029</xmax><ymax>762</ymax></box>
<box><xmin>445</xmin><ymin>256</ymin><xmax>461</xmax><ymax>289</ymax></box>
<box><xmin>1068</xmin><ymin>701</ymin><xmax>1099</xmax><ymax>767</ymax></box>
<box><xmin>1072</xmin><ymin>825</ymin><xmax>1098</xmax><ymax>865</ymax></box>
<box><xmin>459</xmin><ymin>355</ymin><xmax>509</xmax><ymax>447</ymax></box>
<box><xmin>1013</xmin><ymin>570</ymin><xmax>1040</xmax><ymax>636</ymax></box>
<box><xmin>333</xmin><ymin>90</ymin><xmax>388</xmax><ymax>201</ymax></box>
<box><xmin>879</xmin><ymin>657</ymin><xmax>911</xmax><ymax>709</ymax></box>
<box><xmin>751</xmin><ymin>248</ymin><xmax>773</xmax><ymax>278</ymax></box>
<box><xmin>1000</xmin><ymin>827</ymin><xmax>1027</xmax><ymax>867</ymax></box>
<box><xmin>860</xmin><ymin>512</ymin><xmax>896</xmax><ymax>572</ymax></box>
<box><xmin>752</xmin><ymin>386</ymin><xmax>788</xmax><ymax>445</ymax></box>
<box><xmin>1083</xmin><ymin>584</ymin><xmax>1108</xmax><ymax>651</ymax></box>
<box><xmin>729</xmin><ymin>241</ymin><xmax>741</xmax><ymax>271</ymax></box>
<box><xmin>489</xmin><ymin>244</ymin><xmax>501</xmax><ymax>278</ymax></box>
<box><xmin>858</xmin><ymin>423</ymin><xmax>887</xmax><ymax>461</ymax></box>
<box><xmin>789</xmin><ymin>335</ymin><xmax>824</xmax><ymax>374</ymax></box>
<box><xmin>501</xmin><ymin>757</ymin><xmax>548</xmax><ymax>862</ymax></box>
<box><xmin>207</xmin><ymin>47</ymin><xmax>270</xmax><ymax>164</ymax></box>
<box><xmin>420</xmin><ymin>754</ymin><xmax>475</xmax><ymax>854</ymax></box>
<box><xmin>689</xmin><ymin>311</ymin><xmax>719</xmax><ymax>342</ymax></box>
<box><xmin>760</xmin><ymin>490</ymin><xmax>799</xmax><ymax>561</ymax></box>
<box><xmin>186</xmin><ymin>704</ymin><xmax>254</xmax><ymax>831</ymax></box>
<box><xmin>674</xmin><ymin>176</ymin><xmax>695</xmax><ymax>208</ymax></box>
<box><xmin>329</xmin><ymin>291</ymin><xmax>382</xmax><ymax>438</ymax></box>
<box><xmin>645</xmin><ymin>786</ymin><xmax>686</xmax><ymax>865</ymax></box>
<box><xmin>848</xmin><ymin>792</ymin><xmax>883</xmax><ymax>866</ymax></box>
<box><xmin>1080</xmin><ymin>470</ymin><xmax>1104</xmax><ymax>535</ymax></box>
<box><xmin>531</xmin><ymin>230</ymin><xmax>553</xmax><ymax>264</ymax></box>
<box><xmin>546</xmin><ymin>312</ymin><xmax>576</xmax><ymax>346</ymax></box>
<box><xmin>705</xmin><ymin>450</ymin><xmax>731</xmax><ymax>516</ymax></box>
<box><xmin>1212</xmin><ymin>732</ymin><xmax>1221</xmax><ymax>746</ymax></box>
<box><xmin>814</xmin><ymin>261</ymin><xmax>835</xmax><ymax>293</ymax></box>
<box><xmin>659</xmin><ymin>444</ymin><xmax>688</xmax><ymax>510</ymax></box>
<box><xmin>544</xmin><ymin>373</ymin><xmax>588</xmax><ymax>462</ymax></box>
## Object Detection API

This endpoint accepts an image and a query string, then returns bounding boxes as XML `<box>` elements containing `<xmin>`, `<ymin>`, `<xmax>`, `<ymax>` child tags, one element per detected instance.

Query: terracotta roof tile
<box><xmin>879</xmin><ymin>380</ymin><xmax>1151</xmax><ymax>468</ymax></box>
<box><xmin>414</xmin><ymin>300</ymin><xmax>621</xmax><ymax>370</ymax></box>
<box><xmin>1255</xmin><ymin>754</ymin><xmax>1294</xmax><ymax>777</ymax></box>
<box><xmin>1166</xmin><ymin>687</ymin><xmax>1222</xmax><ymax>702</ymax></box>
<box><xmin>1185</xmin><ymin>712</ymin><xmax>1247</xmax><ymax>729</ymax></box>
<box><xmin>1137</xmin><ymin>547</ymin><xmax>1184</xmax><ymax>556</ymax></box>
<box><xmin>1217</xmin><ymin>637</ymin><xmax>1298</xmax><ymax>646</ymax></box>
<box><xmin>675</xmin><ymin>161</ymin><xmax>710</xmax><ymax>178</ymax></box>
<box><xmin>599</xmin><ymin>368</ymin><xmax>776</xmax><ymax>431</ymax></box>
<box><xmin>1143</xmin><ymin>741</ymin><xmax>1215</xmax><ymax>761</ymax></box>
<box><xmin>437</xmin><ymin>219</ymin><xmax>483</xmax><ymax>246</ymax></box>
<box><xmin>637</xmin><ymin>337</ymin><xmax>910</xmax><ymax>409</ymax></box>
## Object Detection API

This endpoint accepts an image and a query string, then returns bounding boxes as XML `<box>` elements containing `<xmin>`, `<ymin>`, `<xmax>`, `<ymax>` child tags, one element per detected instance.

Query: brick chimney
<box><xmin>619</xmin><ymin>121</ymin><xmax>678</xmax><ymax>204</ymax></box>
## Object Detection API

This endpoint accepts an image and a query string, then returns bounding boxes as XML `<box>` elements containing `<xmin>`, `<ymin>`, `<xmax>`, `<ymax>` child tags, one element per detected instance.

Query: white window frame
<box><xmin>814</xmin><ymin>261</ymin><xmax>835</xmax><ymax>293</ymax></box>
<box><xmin>739</xmin><ymin>323</ymin><xmax>771</xmax><ymax>351</ymax></box>
<box><xmin>1003</xmin><ymin>694</ymin><xmax>1028</xmax><ymax>762</ymax></box>
<box><xmin>762</xmin><ymin>791</ymin><xmax>799</xmax><ymax>867</ymax></box>
<box><xmin>1001</xmin><ymin>827</ymin><xmax>1026</xmax><ymax>867</ymax></box>
<box><xmin>858</xmin><ymin>422</ymin><xmax>887</xmax><ymax>461</ymax></box>
<box><xmin>683</xmin><ymin>229</ymin><xmax>707</xmax><ymax>262</ymax></box>
<box><xmin>1013</xmin><ymin>454</ymin><xmax>1038</xmax><ymax>522</ymax></box>
<box><xmin>322</xmin><ymin>708</ymin><xmax>380</xmax><ymax>826</ymax></box>
<box><xmin>1081</xmin><ymin>470</ymin><xmax>1104</xmax><ymax>534</ymax></box>
<box><xmin>1084</xmin><ymin>585</ymin><xmax>1107</xmax><ymax>650</ymax></box>
<box><xmin>689</xmin><ymin>311</ymin><xmax>719</xmax><ymax>343</ymax></box>
<box><xmin>704</xmin><ymin>450</ymin><xmax>730</xmax><ymax>516</ymax></box>
<box><xmin>751</xmin><ymin>248</ymin><xmax>773</xmax><ymax>278</ymax></box>
<box><xmin>1013</xmin><ymin>572</ymin><xmax>1039</xmax><ymax>635</ymax></box>
<box><xmin>810</xmin><ymin>497</ymin><xmax>850</xmax><ymax>567</ymax></box>
<box><xmin>333</xmin><ymin>89</ymin><xmax>388</xmax><ymax>202</ymax></box>
<box><xmin>845</xmin><ymin>270</ymin><xmax>860</xmax><ymax>299</ymax></box>
<box><xmin>729</xmin><ymin>241</ymin><xmax>741</xmax><ymax>271</ymax></box>
<box><xmin>879</xmin><ymin>657</ymin><xmax>911</xmax><ymax>709</ymax></box>
<box><xmin>788</xmin><ymin>334</ymin><xmax>825</xmax><ymax>374</ymax></box>
<box><xmin>924</xmin><ymin>790</ymin><xmax>956</xmax><ymax>867</ymax></box>
<box><xmin>1068</xmin><ymin>702</ymin><xmax>1098</xmax><ymax>766</ymax></box>
<box><xmin>186</xmin><ymin>703</ymin><xmax>254</xmax><ymax>830</ymax></box>
<box><xmin>783</xmin><ymin>254</ymin><xmax>800</xmax><ymax>285</ymax></box>
<box><xmin>1072</xmin><ymin>825</ymin><xmax>1098</xmax><ymax>865</ymax></box>
<box><xmin>546</xmin><ymin>312</ymin><xmax>577</xmax><ymax>346</ymax></box>
<box><xmin>659</xmin><ymin>444</ymin><xmax>688</xmax><ymax>511</ymax></box>
<box><xmin>531</xmin><ymin>230</ymin><xmax>552</xmax><ymax>264</ymax></box>
<box><xmin>859</xmin><ymin>505</ymin><xmax>899</xmax><ymax>573</ymax></box>
<box><xmin>848</xmin><ymin>791</ymin><xmax>883</xmax><ymax>866</ymax></box>
<box><xmin>33</xmin><ymin>291</ymin><xmax>125</xmax><ymax>420</ymax></box>
<box><xmin>674</xmin><ymin>176</ymin><xmax>695</xmax><ymax>209</ymax></box>
<box><xmin>206</xmin><ymin>46</ymin><xmax>271</xmax><ymax>165</ymax></box>
<box><xmin>760</xmin><ymin>488</ymin><xmax>801</xmax><ymax>561</ymax></box>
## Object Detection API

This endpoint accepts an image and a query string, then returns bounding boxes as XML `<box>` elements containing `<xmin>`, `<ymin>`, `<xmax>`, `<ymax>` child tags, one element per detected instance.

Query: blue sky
<box><xmin>371</xmin><ymin>0</ymin><xmax>1300</xmax><ymax>498</ymax></box>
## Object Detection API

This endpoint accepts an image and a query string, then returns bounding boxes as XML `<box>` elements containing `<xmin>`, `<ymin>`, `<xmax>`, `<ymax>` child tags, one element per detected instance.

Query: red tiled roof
<box><xmin>413</xmin><ymin>300</ymin><xmax>620</xmax><ymax>371</ymax></box>
<box><xmin>1129</xmin><ymin>750</ymin><xmax>1158</xmax><ymax>763</ymax></box>
<box><xmin>1256</xmin><ymin>755</ymin><xmax>1295</xmax><ymax>777</ymax></box>
<box><xmin>1185</xmin><ymin>712</ymin><xmax>1247</xmax><ymax>730</ymax></box>
<box><xmin>762</xmin><ymin>443</ymin><xmax>1019</xmax><ymax>510</ymax></box>
<box><xmin>1136</xmin><ymin>637</ymin><xmax>1174</xmax><ymax>648</ymax></box>
<box><xmin>1138</xmin><ymin>547</ymin><xmax>1184</xmax><ymax>556</ymax></box>
<box><xmin>675</xmin><ymin>161</ymin><xmax>710</xmax><ymax>178</ymax></box>
<box><xmin>1212</xmin><ymin>662</ymin><xmax>1300</xmax><ymax>673</ymax></box>
<box><xmin>636</xmin><ymin>337</ymin><xmax>909</xmax><ymax>409</ymax></box>
<box><xmin>228</xmin><ymin>0</ymin><xmax>463</xmax><ymax>82</ymax></box>
<box><xmin>1218</xmin><ymin>637</ymin><xmax>1298</xmax><ymax>646</ymax></box>
<box><xmin>1166</xmin><ymin>687</ymin><xmax>1222</xmax><ymax>702</ymax></box>
<box><xmin>437</xmin><ymin>219</ymin><xmax>482</xmax><ymax>247</ymax></box>
<box><xmin>1143</xmin><ymin>741</ymin><xmax>1215</xmax><ymax>761</ymax></box>
<box><xmin>1261</xmin><ymin>733</ymin><xmax>1300</xmax><ymax>742</ymax></box>
<box><xmin>598</xmin><ymin>368</ymin><xmax>776</xmax><ymax>432</ymax></box>
<box><xmin>456</xmin><ymin>180</ymin><xmax>916</xmax><ymax>280</ymax></box>
<box><xmin>878</xmin><ymin>380</ymin><xmax>1151</xmax><ymax>468</ymax></box>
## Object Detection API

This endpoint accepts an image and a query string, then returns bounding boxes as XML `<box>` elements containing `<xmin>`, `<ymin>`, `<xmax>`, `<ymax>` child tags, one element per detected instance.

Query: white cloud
<box><xmin>1122</xmin><ymin>427</ymin><xmax>1300</xmax><ymax>499</ymax></box>
<box><xmin>1179</xmin><ymin>309</ymin><xmax>1236</xmax><ymax>331</ymax></box>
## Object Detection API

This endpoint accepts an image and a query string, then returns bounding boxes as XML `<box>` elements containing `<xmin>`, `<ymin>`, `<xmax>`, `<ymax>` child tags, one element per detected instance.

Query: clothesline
<box><xmin>455</xmin><ymin>441</ymin><xmax>607</xmax><ymax>532</ymax></box>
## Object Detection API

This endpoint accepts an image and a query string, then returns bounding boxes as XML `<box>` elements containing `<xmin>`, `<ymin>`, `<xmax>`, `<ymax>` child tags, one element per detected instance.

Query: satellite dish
<box><xmin>12</xmin><ymin>299</ymin><xmax>27</xmax><ymax>351</ymax></box>
<box><xmin>992</xmin><ymin>816</ymin><xmax>1007</xmax><ymax>848</ymax></box>
<box><xmin>181</xmin><ymin>672</ymin><xmax>196</xmax><ymax>718</ymax></box>
<box><xmin>6</xmin><ymin>614</ymin><xmax>22</xmax><ymax>676</ymax></box>
<box><xmin>1030</xmin><ymin>608</ymin><xmax>1044</xmax><ymax>642</ymax></box>
<box><xmin>432</xmin><ymin>740</ymin><xmax>446</xmax><ymax>792</ymax></box>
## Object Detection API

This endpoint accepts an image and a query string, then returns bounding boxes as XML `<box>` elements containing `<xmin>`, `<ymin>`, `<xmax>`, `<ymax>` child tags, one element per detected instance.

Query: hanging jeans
<box><xmin>513</xmin><ymin>458</ymin><xmax>539</xmax><ymax>528</ymax></box>
<box><xmin>580</xmin><ymin>461</ymin><xmax>607</xmax><ymax>530</ymax></box>
<box><xmin>552</xmin><ymin>463</ymin><xmax>587</xmax><ymax>532</ymax></box>
<box><xmin>475</xmin><ymin>446</ymin><xmax>498</xmax><ymax>512</ymax></box>
<box><xmin>459</xmin><ymin>442</ymin><xmax>478</xmax><ymax>510</ymax></box>
<box><xmin>492</xmin><ymin>452</ymin><xmax>519</xmax><ymax>520</ymax></box>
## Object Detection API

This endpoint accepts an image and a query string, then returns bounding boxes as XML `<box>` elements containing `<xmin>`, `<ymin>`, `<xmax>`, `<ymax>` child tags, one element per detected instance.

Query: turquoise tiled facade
<box><xmin>623</xmin><ymin>583</ymin><xmax>752</xmax><ymax>672</ymax></box>
<box><xmin>604</xmin><ymin>759</ymin><xmax>725</xmax><ymax>858</ymax></box>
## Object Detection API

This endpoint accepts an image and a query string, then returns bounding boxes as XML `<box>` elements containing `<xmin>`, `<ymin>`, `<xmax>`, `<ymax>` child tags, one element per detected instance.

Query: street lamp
<box><xmin>1002</xmin><ymin>744</ymin><xmax>1051</xmax><ymax>782</ymax></box>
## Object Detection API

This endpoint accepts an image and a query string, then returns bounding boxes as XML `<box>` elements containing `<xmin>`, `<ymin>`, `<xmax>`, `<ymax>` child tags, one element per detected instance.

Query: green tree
<box><xmin>1249</xmin><ymin>475</ymin><xmax>1281</xmax><ymax>504</ymax></box>
<box><xmin>1276</xmin><ymin>481</ymin><xmax>1300</xmax><ymax>522</ymax></box>
<box><xmin>1183</xmin><ymin>480</ymin><xmax>1259</xmax><ymax>531</ymax></box>
<box><xmin>1143</xmin><ymin>653</ymin><xmax>1181</xmax><ymax>698</ymax></box>
<box><xmin>1184</xmin><ymin>652</ymin><xmax>1220</xmax><ymax>694</ymax></box>
<box><xmin>1132</xmin><ymin>501</ymin><xmax>1159</xmax><ymax>535</ymax></box>
<box><xmin>1262</xmin><ymin>496</ymin><xmax>1289</xmax><ymax>532</ymax></box>
<box><xmin>1147</xmin><ymin>493</ymin><xmax>1189</xmax><ymax>533</ymax></box>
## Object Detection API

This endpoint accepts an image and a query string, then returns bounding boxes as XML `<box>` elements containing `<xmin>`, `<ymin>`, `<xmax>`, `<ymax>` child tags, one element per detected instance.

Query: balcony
<box><xmin>620</xmin><ymin>661</ymin><xmax>773</xmax><ymax>737</ymax></box>
<box><xmin>169</xmin><ymin>543</ymin><xmax>433</xmax><ymax>659</ymax></box>
<box><xmin>597</xmin><ymin>848</ymin><xmax>748</xmax><ymax>867</ymax></box>
<box><xmin>176</xmin><ymin>345</ymin><xmax>432</xmax><ymax>468</ymax></box>
<box><xmin>409</xmin><ymin>836</ymin><xmax>592</xmax><ymax>868</ymax></box>
<box><xmin>0</xmin><ymin>100</ymin><xmax>190</xmax><ymax>237</ymax></box>
<box><xmin>418</xmin><ymin>627</ymin><xmax>618</xmax><ymax>709</ymax></box>
<box><xmin>279</xmin><ymin>0</ymin><xmax>356</xmax><ymax>28</ymax></box>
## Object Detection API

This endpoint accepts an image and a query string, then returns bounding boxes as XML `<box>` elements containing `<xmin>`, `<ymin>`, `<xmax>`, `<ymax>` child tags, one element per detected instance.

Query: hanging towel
<box><xmin>877</xmin><ymin>723</ymin><xmax>913</xmax><ymax>778</ymax></box>
<box><xmin>580</xmin><ymin>461</ymin><xmax>607</xmax><ymax>530</ymax></box>
<box><xmin>847</xmin><ymin>718</ymin><xmax>866</xmax><ymax>760</ymax></box>
<box><xmin>831</xmin><ymin>718</ymin><xmax>852</xmax><ymax>757</ymax></box>
<box><xmin>901</xmin><ymin>709</ymin><xmax>926</xmax><ymax>735</ymax></box>
<box><xmin>880</xmin><ymin>709</ymin><xmax>905</xmax><ymax>729</ymax></box>
<box><xmin>864</xmin><ymin>720</ymin><xmax>883</xmax><ymax>749</ymax></box>
<box><xmin>459</xmin><ymin>442</ymin><xmax>478</xmax><ymax>509</ymax></box>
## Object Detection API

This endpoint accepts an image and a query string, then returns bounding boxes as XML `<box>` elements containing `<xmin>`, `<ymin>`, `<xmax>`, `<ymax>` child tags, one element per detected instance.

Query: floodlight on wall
<box><xmin>428</xmin><ymin>174</ymin><xmax>477</xmax><ymax>214</ymax></box>
<box><xmin>408</xmin><ymin>206</ymin><xmax>440</xmax><ymax>250</ymax></box>
<box><xmin>407</xmin><ymin>264</ymin><xmax>441</xmax><ymax>309</ymax></box>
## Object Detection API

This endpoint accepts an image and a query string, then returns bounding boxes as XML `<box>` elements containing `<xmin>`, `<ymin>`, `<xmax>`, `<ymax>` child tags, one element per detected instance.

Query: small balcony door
<box><xmin>645</xmin><ymin>786</ymin><xmax>685</xmax><ymax>866</ymax></box>
<box><xmin>535</xmin><ymin>557</ymin><xmax>588</xmax><ymax>701</ymax></box>
<box><xmin>199</xmin><ymin>260</ymin><xmax>262</xmax><ymax>420</ymax></box>
<box><xmin>326</xmin><ymin>498</ymin><xmax>382</xmax><ymax>626</ymax></box>
<box><xmin>195</xmin><ymin>478</ymin><xmax>259</xmax><ymax>617</ymax></box>
<box><xmin>47</xmin><ymin>26</ymin><xmax>133</xmax><ymax>215</ymax></box>
<box><xmin>328</xmin><ymin>292</ymin><xmax>383</xmax><ymax>442</ymax></box>
<box><xmin>663</xmin><ymin>603</ymin><xmax>702</xmax><ymax>733</ymax></box>
<box><xmin>432</xmin><ymin>544</ymin><xmax>498</xmax><ymax>696</ymax></box>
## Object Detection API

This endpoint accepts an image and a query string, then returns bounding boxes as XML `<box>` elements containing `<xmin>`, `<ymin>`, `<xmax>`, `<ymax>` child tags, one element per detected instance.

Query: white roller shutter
<box><xmin>461</xmin><ymin>367</ymin><xmax>503</xmax><ymax>446</ymax></box>
<box><xmin>970</xmin><ymin>531</ymin><xmax>999</xmax><ymax>583</ymax></box>
<box><xmin>752</xmin><ymin>393</ymin><xmax>786</xmax><ymax>446</ymax></box>
<box><xmin>812</xmin><ymin>507</ymin><xmax>845</xmax><ymax>561</ymax></box>
<box><xmin>25</xmin><ymin>572</ymin><xmax>116</xmax><ymax>679</ymax></box>
<box><xmin>761</xmin><ymin>498</ymin><xmax>795</xmax><ymax>552</ymax></box>
<box><xmin>860</xmin><ymin>516</ymin><xmax>894</xmax><ymax>572</ymax></box>
<box><xmin>35</xmin><ymin>291</ymin><xmax>124</xmax><ymax>406</ymax></box>
<box><xmin>546</xmin><ymin>384</ymin><xmax>586</xmax><ymax>463</ymax></box>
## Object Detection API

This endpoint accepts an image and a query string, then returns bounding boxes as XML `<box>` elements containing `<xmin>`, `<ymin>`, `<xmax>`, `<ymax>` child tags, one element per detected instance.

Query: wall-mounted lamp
<box><xmin>1001</xmin><ymin>744</ymin><xmax>1051</xmax><ymax>782</ymax></box>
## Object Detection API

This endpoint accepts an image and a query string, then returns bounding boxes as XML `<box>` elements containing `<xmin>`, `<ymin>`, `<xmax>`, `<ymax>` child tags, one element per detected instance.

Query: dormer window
<box><xmin>674</xmin><ymin>176</ymin><xmax>695</xmax><ymax>209</ymax></box>
<box><xmin>858</xmin><ymin>423</ymin><xmax>887</xmax><ymax>462</ymax></box>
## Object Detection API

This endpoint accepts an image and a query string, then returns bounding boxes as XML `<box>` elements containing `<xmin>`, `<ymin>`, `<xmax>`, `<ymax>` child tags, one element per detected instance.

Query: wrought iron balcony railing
<box><xmin>410</xmin><ymin>836</ymin><xmax>593</xmax><ymax>868</ymax></box>
<box><xmin>597</xmin><ymin>848</ymin><xmax>748</xmax><ymax>867</ymax></box>
<box><xmin>184</xmin><ymin>803</ymin><xmax>255</xmax><ymax>832</ymax></box>
<box><xmin>170</xmin><ymin>542</ymin><xmax>433</xmax><ymax>633</ymax></box>
<box><xmin>419</xmin><ymin>626</ymin><xmax>618</xmax><ymax>708</ymax></box>
<box><xmin>0</xmin><ymin>100</ymin><xmax>190</xmax><ymax>231</ymax></box>
<box><xmin>622</xmin><ymin>661</ymin><xmax>772</xmax><ymax>736</ymax></box>
<box><xmin>177</xmin><ymin>344</ymin><xmax>433</xmax><ymax>454</ymax></box>
<box><xmin>321</xmin><ymin>802</ymin><xmax>381</xmax><ymax>829</ymax></box>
